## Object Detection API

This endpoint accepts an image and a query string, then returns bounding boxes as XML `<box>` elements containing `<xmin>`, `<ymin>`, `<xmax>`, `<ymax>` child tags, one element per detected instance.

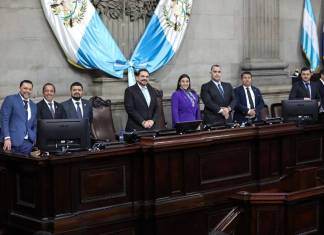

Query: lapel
<box><xmin>82</xmin><ymin>99</ymin><xmax>88</xmax><ymax>117</ymax></box>
<box><xmin>240</xmin><ymin>86</ymin><xmax>248</xmax><ymax>106</ymax></box>
<box><xmin>210</xmin><ymin>81</ymin><xmax>224</xmax><ymax>100</ymax></box>
<box><xmin>69</xmin><ymin>99</ymin><xmax>78</xmax><ymax>117</ymax></box>
<box><xmin>15</xmin><ymin>94</ymin><xmax>25</xmax><ymax>117</ymax></box>
<box><xmin>299</xmin><ymin>81</ymin><xmax>309</xmax><ymax>96</ymax></box>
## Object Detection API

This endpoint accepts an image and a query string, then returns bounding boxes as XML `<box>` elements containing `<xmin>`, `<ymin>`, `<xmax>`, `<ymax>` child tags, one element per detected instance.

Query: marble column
<box><xmin>242</xmin><ymin>0</ymin><xmax>290</xmax><ymax>103</ymax></box>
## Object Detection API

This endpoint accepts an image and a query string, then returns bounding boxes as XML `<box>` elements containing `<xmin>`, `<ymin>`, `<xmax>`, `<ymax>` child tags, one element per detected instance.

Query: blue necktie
<box><xmin>76</xmin><ymin>101</ymin><xmax>82</xmax><ymax>119</ymax></box>
<box><xmin>23</xmin><ymin>100</ymin><xmax>28</xmax><ymax>136</ymax></box>
<box><xmin>305</xmin><ymin>83</ymin><xmax>311</xmax><ymax>98</ymax></box>
<box><xmin>218</xmin><ymin>84</ymin><xmax>224</xmax><ymax>97</ymax></box>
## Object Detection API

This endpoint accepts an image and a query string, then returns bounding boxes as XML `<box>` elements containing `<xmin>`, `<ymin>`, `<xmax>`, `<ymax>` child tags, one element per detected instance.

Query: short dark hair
<box><xmin>176</xmin><ymin>74</ymin><xmax>191</xmax><ymax>90</ymax></box>
<box><xmin>20</xmin><ymin>80</ymin><xmax>33</xmax><ymax>87</ymax></box>
<box><xmin>70</xmin><ymin>82</ymin><xmax>83</xmax><ymax>91</ymax></box>
<box><xmin>300</xmin><ymin>67</ymin><xmax>311</xmax><ymax>73</ymax></box>
<box><xmin>42</xmin><ymin>83</ymin><xmax>56</xmax><ymax>93</ymax></box>
<box><xmin>210</xmin><ymin>64</ymin><xmax>221</xmax><ymax>71</ymax></box>
<box><xmin>241</xmin><ymin>71</ymin><xmax>252</xmax><ymax>78</ymax></box>
<box><xmin>136</xmin><ymin>68</ymin><xmax>149</xmax><ymax>76</ymax></box>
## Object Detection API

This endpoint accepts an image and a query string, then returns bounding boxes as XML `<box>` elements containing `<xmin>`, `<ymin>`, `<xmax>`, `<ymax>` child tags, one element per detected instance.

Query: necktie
<box><xmin>246</xmin><ymin>87</ymin><xmax>255</xmax><ymax>109</ymax></box>
<box><xmin>23</xmin><ymin>100</ymin><xmax>28</xmax><ymax>136</ymax></box>
<box><xmin>218</xmin><ymin>84</ymin><xmax>224</xmax><ymax>97</ymax></box>
<box><xmin>48</xmin><ymin>102</ymin><xmax>55</xmax><ymax>118</ymax></box>
<box><xmin>23</xmin><ymin>100</ymin><xmax>28</xmax><ymax>118</ymax></box>
<box><xmin>305</xmin><ymin>83</ymin><xmax>311</xmax><ymax>98</ymax></box>
<box><xmin>76</xmin><ymin>101</ymin><xmax>82</xmax><ymax>119</ymax></box>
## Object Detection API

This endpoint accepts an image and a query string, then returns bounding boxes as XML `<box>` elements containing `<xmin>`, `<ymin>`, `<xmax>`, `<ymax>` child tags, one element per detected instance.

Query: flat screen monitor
<box><xmin>282</xmin><ymin>100</ymin><xmax>318</xmax><ymax>122</ymax></box>
<box><xmin>37</xmin><ymin>119</ymin><xmax>90</xmax><ymax>152</ymax></box>
<box><xmin>175</xmin><ymin>120</ymin><xmax>202</xmax><ymax>133</ymax></box>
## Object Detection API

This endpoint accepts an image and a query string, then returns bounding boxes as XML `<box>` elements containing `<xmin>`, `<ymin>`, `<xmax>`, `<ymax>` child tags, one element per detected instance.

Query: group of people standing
<box><xmin>124</xmin><ymin>65</ymin><xmax>265</xmax><ymax>132</ymax></box>
<box><xmin>1</xmin><ymin>65</ymin><xmax>324</xmax><ymax>155</ymax></box>
<box><xmin>0</xmin><ymin>81</ymin><xmax>92</xmax><ymax>155</ymax></box>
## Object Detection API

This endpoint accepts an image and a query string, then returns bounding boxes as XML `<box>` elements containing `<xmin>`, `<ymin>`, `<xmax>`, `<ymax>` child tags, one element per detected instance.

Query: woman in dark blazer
<box><xmin>171</xmin><ymin>74</ymin><xmax>201</xmax><ymax>127</ymax></box>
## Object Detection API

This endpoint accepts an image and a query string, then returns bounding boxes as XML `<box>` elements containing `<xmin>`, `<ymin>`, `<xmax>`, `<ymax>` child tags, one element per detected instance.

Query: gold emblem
<box><xmin>50</xmin><ymin>0</ymin><xmax>87</xmax><ymax>27</ymax></box>
<box><xmin>162</xmin><ymin>0</ymin><xmax>192</xmax><ymax>31</ymax></box>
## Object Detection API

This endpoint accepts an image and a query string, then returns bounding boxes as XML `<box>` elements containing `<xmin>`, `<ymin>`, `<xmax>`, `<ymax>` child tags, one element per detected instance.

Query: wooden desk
<box><xmin>0</xmin><ymin>123</ymin><xmax>324</xmax><ymax>235</ymax></box>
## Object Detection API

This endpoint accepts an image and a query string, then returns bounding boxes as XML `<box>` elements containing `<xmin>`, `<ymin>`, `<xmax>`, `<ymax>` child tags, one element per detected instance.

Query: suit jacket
<box><xmin>233</xmin><ymin>85</ymin><xmax>265</xmax><ymax>123</ymax></box>
<box><xmin>124</xmin><ymin>83</ymin><xmax>160</xmax><ymax>131</ymax></box>
<box><xmin>200</xmin><ymin>80</ymin><xmax>236</xmax><ymax>124</ymax></box>
<box><xmin>171</xmin><ymin>89</ymin><xmax>201</xmax><ymax>127</ymax></box>
<box><xmin>62</xmin><ymin>98</ymin><xmax>93</xmax><ymax>123</ymax></box>
<box><xmin>37</xmin><ymin>99</ymin><xmax>66</xmax><ymax>119</ymax></box>
<box><xmin>0</xmin><ymin>94</ymin><xmax>37</xmax><ymax>146</ymax></box>
<box><xmin>289</xmin><ymin>80</ymin><xmax>320</xmax><ymax>100</ymax></box>
<box><xmin>316</xmin><ymin>80</ymin><xmax>324</xmax><ymax>109</ymax></box>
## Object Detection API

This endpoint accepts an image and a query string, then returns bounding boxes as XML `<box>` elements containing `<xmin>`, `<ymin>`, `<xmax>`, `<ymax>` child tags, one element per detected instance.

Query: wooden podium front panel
<box><xmin>198</xmin><ymin>141</ymin><xmax>254</xmax><ymax>189</ymax></box>
<box><xmin>295</xmin><ymin>133</ymin><xmax>323</xmax><ymax>165</ymax></box>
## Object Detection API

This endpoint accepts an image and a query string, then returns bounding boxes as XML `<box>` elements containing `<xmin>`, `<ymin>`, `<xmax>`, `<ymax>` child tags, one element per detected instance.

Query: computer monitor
<box><xmin>175</xmin><ymin>120</ymin><xmax>202</xmax><ymax>133</ymax></box>
<box><xmin>281</xmin><ymin>100</ymin><xmax>318</xmax><ymax>123</ymax></box>
<box><xmin>37</xmin><ymin>119</ymin><xmax>90</xmax><ymax>153</ymax></box>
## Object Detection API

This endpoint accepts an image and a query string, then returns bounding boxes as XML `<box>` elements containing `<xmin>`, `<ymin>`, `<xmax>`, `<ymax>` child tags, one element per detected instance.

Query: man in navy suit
<box><xmin>200</xmin><ymin>64</ymin><xmax>236</xmax><ymax>125</ymax></box>
<box><xmin>62</xmin><ymin>82</ymin><xmax>92</xmax><ymax>123</ymax></box>
<box><xmin>37</xmin><ymin>83</ymin><xmax>66</xmax><ymax>119</ymax></box>
<box><xmin>124</xmin><ymin>68</ymin><xmax>160</xmax><ymax>131</ymax></box>
<box><xmin>316</xmin><ymin>69</ymin><xmax>324</xmax><ymax>112</ymax></box>
<box><xmin>0</xmin><ymin>80</ymin><xmax>37</xmax><ymax>155</ymax></box>
<box><xmin>289</xmin><ymin>67</ymin><xmax>320</xmax><ymax>101</ymax></box>
<box><xmin>233</xmin><ymin>71</ymin><xmax>265</xmax><ymax>123</ymax></box>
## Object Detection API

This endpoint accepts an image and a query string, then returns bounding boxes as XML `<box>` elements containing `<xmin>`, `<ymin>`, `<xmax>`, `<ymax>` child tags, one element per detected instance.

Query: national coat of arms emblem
<box><xmin>162</xmin><ymin>0</ymin><xmax>192</xmax><ymax>31</ymax></box>
<box><xmin>50</xmin><ymin>0</ymin><xmax>87</xmax><ymax>27</ymax></box>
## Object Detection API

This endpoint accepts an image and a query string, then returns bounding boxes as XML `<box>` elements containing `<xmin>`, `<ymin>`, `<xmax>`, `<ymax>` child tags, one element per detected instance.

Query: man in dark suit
<box><xmin>289</xmin><ymin>67</ymin><xmax>320</xmax><ymax>101</ymax></box>
<box><xmin>0</xmin><ymin>80</ymin><xmax>37</xmax><ymax>155</ymax></box>
<box><xmin>233</xmin><ymin>71</ymin><xmax>265</xmax><ymax>123</ymax></box>
<box><xmin>62</xmin><ymin>82</ymin><xmax>92</xmax><ymax>123</ymax></box>
<box><xmin>124</xmin><ymin>68</ymin><xmax>160</xmax><ymax>131</ymax></box>
<box><xmin>200</xmin><ymin>64</ymin><xmax>236</xmax><ymax>125</ymax></box>
<box><xmin>37</xmin><ymin>83</ymin><xmax>66</xmax><ymax>119</ymax></box>
<box><xmin>316</xmin><ymin>69</ymin><xmax>324</xmax><ymax>112</ymax></box>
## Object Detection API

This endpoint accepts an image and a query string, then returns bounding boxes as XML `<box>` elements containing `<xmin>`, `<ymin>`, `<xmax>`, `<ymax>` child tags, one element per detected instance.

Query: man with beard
<box><xmin>0</xmin><ymin>80</ymin><xmax>37</xmax><ymax>155</ymax></box>
<box><xmin>124</xmin><ymin>68</ymin><xmax>160</xmax><ymax>131</ymax></box>
<box><xmin>62</xmin><ymin>82</ymin><xmax>92</xmax><ymax>123</ymax></box>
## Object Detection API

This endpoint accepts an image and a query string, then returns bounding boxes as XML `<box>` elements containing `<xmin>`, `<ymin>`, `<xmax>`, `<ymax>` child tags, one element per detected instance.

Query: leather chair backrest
<box><xmin>90</xmin><ymin>96</ymin><xmax>116</xmax><ymax>141</ymax></box>
<box><xmin>153</xmin><ymin>88</ymin><xmax>167</xmax><ymax>129</ymax></box>
<box><xmin>259</xmin><ymin>104</ymin><xmax>269</xmax><ymax>120</ymax></box>
<box><xmin>271</xmin><ymin>103</ymin><xmax>282</xmax><ymax>118</ymax></box>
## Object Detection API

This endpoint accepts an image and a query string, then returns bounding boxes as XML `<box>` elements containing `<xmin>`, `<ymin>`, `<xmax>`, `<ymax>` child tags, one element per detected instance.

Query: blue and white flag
<box><xmin>115</xmin><ymin>0</ymin><xmax>193</xmax><ymax>86</ymax></box>
<box><xmin>41</xmin><ymin>0</ymin><xmax>126</xmax><ymax>78</ymax></box>
<box><xmin>301</xmin><ymin>0</ymin><xmax>320</xmax><ymax>71</ymax></box>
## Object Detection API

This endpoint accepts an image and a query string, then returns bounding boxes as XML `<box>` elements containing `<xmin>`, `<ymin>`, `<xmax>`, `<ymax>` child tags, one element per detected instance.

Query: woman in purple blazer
<box><xmin>171</xmin><ymin>74</ymin><xmax>201</xmax><ymax>127</ymax></box>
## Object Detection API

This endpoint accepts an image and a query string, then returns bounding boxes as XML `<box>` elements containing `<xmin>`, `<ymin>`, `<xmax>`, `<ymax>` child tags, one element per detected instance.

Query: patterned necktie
<box><xmin>246</xmin><ymin>87</ymin><xmax>255</xmax><ymax>109</ymax></box>
<box><xmin>76</xmin><ymin>101</ymin><xmax>82</xmax><ymax>119</ymax></box>
<box><xmin>23</xmin><ymin>100</ymin><xmax>28</xmax><ymax>118</ymax></box>
<box><xmin>305</xmin><ymin>83</ymin><xmax>311</xmax><ymax>98</ymax></box>
<box><xmin>23</xmin><ymin>100</ymin><xmax>28</xmax><ymax>136</ymax></box>
<box><xmin>48</xmin><ymin>102</ymin><xmax>55</xmax><ymax>118</ymax></box>
<box><xmin>217</xmin><ymin>84</ymin><xmax>224</xmax><ymax>97</ymax></box>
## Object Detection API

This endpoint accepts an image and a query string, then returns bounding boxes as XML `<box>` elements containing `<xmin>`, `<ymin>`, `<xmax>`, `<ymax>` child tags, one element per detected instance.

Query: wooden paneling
<box><xmin>1</xmin><ymin>123</ymin><xmax>324</xmax><ymax>234</ymax></box>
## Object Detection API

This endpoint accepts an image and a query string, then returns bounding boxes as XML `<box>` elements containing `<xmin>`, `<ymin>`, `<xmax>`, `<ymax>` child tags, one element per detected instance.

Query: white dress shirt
<box><xmin>137</xmin><ymin>83</ymin><xmax>151</xmax><ymax>107</ymax></box>
<box><xmin>243</xmin><ymin>86</ymin><xmax>256</xmax><ymax>109</ymax></box>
